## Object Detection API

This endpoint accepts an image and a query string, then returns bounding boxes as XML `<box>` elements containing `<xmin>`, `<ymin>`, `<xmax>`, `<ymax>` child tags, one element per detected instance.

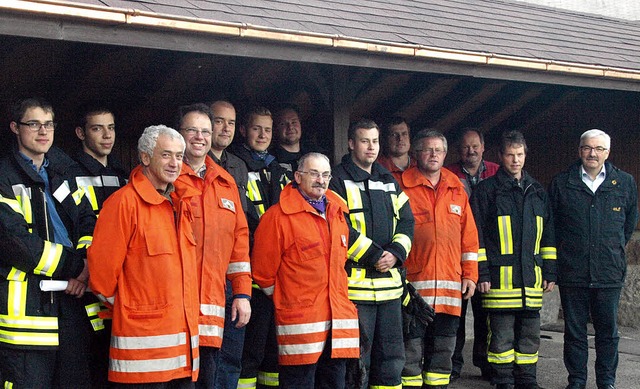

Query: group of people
<box><xmin>0</xmin><ymin>97</ymin><xmax>636</xmax><ymax>389</ymax></box>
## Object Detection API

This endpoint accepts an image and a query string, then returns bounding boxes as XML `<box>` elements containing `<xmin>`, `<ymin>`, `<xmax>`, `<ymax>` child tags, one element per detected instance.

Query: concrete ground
<box><xmin>448</xmin><ymin>321</ymin><xmax>640</xmax><ymax>389</ymax></box>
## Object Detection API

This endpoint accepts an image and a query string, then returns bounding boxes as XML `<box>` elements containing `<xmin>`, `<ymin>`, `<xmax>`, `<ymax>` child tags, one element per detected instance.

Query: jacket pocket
<box><xmin>144</xmin><ymin>228</ymin><xmax>176</xmax><ymax>256</ymax></box>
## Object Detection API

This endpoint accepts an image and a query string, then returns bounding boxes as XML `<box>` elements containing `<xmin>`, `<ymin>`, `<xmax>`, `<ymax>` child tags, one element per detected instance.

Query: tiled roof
<box><xmin>43</xmin><ymin>0</ymin><xmax>640</xmax><ymax>71</ymax></box>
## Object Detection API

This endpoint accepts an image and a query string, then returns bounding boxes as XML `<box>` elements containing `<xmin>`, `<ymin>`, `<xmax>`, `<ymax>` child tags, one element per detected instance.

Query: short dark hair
<box><xmin>77</xmin><ymin>103</ymin><xmax>114</xmax><ymax>129</ymax></box>
<box><xmin>381</xmin><ymin>116</ymin><xmax>410</xmax><ymax>141</ymax></box>
<box><xmin>412</xmin><ymin>129</ymin><xmax>448</xmax><ymax>153</ymax></box>
<box><xmin>348</xmin><ymin>118</ymin><xmax>379</xmax><ymax>141</ymax></box>
<box><xmin>176</xmin><ymin>103</ymin><xmax>212</xmax><ymax>130</ymax></box>
<box><xmin>242</xmin><ymin>106</ymin><xmax>272</xmax><ymax>128</ymax></box>
<box><xmin>274</xmin><ymin>104</ymin><xmax>300</xmax><ymax>119</ymax></box>
<box><xmin>460</xmin><ymin>127</ymin><xmax>484</xmax><ymax>145</ymax></box>
<box><xmin>11</xmin><ymin>97</ymin><xmax>54</xmax><ymax>123</ymax></box>
<box><xmin>500</xmin><ymin>130</ymin><xmax>527</xmax><ymax>154</ymax></box>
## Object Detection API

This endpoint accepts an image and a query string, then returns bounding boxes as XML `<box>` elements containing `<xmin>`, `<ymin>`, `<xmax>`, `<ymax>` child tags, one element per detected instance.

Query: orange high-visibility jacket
<box><xmin>88</xmin><ymin>166</ymin><xmax>201</xmax><ymax>384</ymax></box>
<box><xmin>400</xmin><ymin>167</ymin><xmax>479</xmax><ymax>316</ymax></box>
<box><xmin>175</xmin><ymin>156</ymin><xmax>251</xmax><ymax>348</ymax></box>
<box><xmin>251</xmin><ymin>184</ymin><xmax>360</xmax><ymax>365</ymax></box>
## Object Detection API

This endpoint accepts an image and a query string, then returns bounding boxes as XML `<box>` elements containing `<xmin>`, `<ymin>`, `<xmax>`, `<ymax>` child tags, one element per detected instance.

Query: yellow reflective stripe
<box><xmin>90</xmin><ymin>318</ymin><xmax>105</xmax><ymax>331</ymax></box>
<box><xmin>7</xmin><ymin>280</ymin><xmax>28</xmax><ymax>317</ymax></box>
<box><xmin>482</xmin><ymin>288</ymin><xmax>524</xmax><ymax>309</ymax></box>
<box><xmin>34</xmin><ymin>241</ymin><xmax>63</xmax><ymax>277</ymax></box>
<box><xmin>0</xmin><ymin>314</ymin><xmax>59</xmax><ymax>330</ymax></box>
<box><xmin>4</xmin><ymin>380</ymin><xmax>14</xmax><ymax>388</ymax></box>
<box><xmin>344</xmin><ymin>180</ymin><xmax>366</xmax><ymax>234</ymax></box>
<box><xmin>488</xmin><ymin>348</ymin><xmax>515</xmax><ymax>364</ymax></box>
<box><xmin>237</xmin><ymin>377</ymin><xmax>257</xmax><ymax>389</ymax></box>
<box><xmin>71</xmin><ymin>187</ymin><xmax>85</xmax><ymax>206</ymax></box>
<box><xmin>498</xmin><ymin>215</ymin><xmax>513</xmax><ymax>254</ymax></box>
<box><xmin>392</xmin><ymin>233</ymin><xmax>412</xmax><ymax>255</ymax></box>
<box><xmin>423</xmin><ymin>371</ymin><xmax>450</xmax><ymax>386</ymax></box>
<box><xmin>515</xmin><ymin>351</ymin><xmax>538</xmax><ymax>364</ymax></box>
<box><xmin>257</xmin><ymin>371</ymin><xmax>279</xmax><ymax>386</ymax></box>
<box><xmin>370</xmin><ymin>384</ymin><xmax>402</xmax><ymax>389</ymax></box>
<box><xmin>0</xmin><ymin>196</ymin><xmax>24</xmax><ymax>215</ymax></box>
<box><xmin>540</xmin><ymin>246</ymin><xmax>557</xmax><ymax>260</ymax></box>
<box><xmin>0</xmin><ymin>329</ymin><xmax>59</xmax><ymax>346</ymax></box>
<box><xmin>402</xmin><ymin>374</ymin><xmax>423</xmax><ymax>387</ymax></box>
<box><xmin>246</xmin><ymin>173</ymin><xmax>266</xmax><ymax>217</ymax></box>
<box><xmin>535</xmin><ymin>264</ymin><xmax>542</xmax><ymax>288</ymax></box>
<box><xmin>85</xmin><ymin>302</ymin><xmax>102</xmax><ymax>316</ymax></box>
<box><xmin>76</xmin><ymin>235</ymin><xmax>93</xmax><ymax>249</ymax></box>
<box><xmin>395</xmin><ymin>191</ymin><xmax>410</xmax><ymax>210</ymax></box>
<box><xmin>500</xmin><ymin>266</ymin><xmax>513</xmax><ymax>289</ymax></box>
<box><xmin>7</xmin><ymin>268</ymin><xmax>26</xmax><ymax>282</ymax></box>
<box><xmin>86</xmin><ymin>186</ymin><xmax>99</xmax><ymax>211</ymax></box>
<box><xmin>347</xmin><ymin>233</ymin><xmax>372</xmax><ymax>262</ymax></box>
<box><xmin>478</xmin><ymin>248</ymin><xmax>487</xmax><ymax>262</ymax></box>
<box><xmin>533</xmin><ymin>215</ymin><xmax>543</xmax><ymax>254</ymax></box>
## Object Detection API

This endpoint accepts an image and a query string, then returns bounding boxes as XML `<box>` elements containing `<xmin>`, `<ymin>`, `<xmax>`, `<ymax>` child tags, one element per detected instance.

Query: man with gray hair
<box><xmin>550</xmin><ymin>129</ymin><xmax>638</xmax><ymax>389</ymax></box>
<box><xmin>88</xmin><ymin>125</ymin><xmax>201</xmax><ymax>386</ymax></box>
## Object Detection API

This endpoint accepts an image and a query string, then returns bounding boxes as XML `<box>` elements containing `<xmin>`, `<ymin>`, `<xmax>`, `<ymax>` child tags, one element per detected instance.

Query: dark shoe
<box><xmin>597</xmin><ymin>385</ymin><xmax>615</xmax><ymax>389</ymax></box>
<box><xmin>565</xmin><ymin>385</ymin><xmax>586</xmax><ymax>389</ymax></box>
<box><xmin>496</xmin><ymin>384</ymin><xmax>514</xmax><ymax>389</ymax></box>
<box><xmin>450</xmin><ymin>370</ymin><xmax>460</xmax><ymax>382</ymax></box>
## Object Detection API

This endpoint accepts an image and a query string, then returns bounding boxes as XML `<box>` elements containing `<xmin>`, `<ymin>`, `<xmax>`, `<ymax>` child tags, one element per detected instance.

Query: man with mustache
<box><xmin>550</xmin><ymin>129</ymin><xmax>638</xmax><ymax>389</ymax></box>
<box><xmin>445</xmin><ymin>128</ymin><xmax>498</xmax><ymax>381</ymax></box>
<box><xmin>251</xmin><ymin>152</ymin><xmax>360</xmax><ymax>388</ymax></box>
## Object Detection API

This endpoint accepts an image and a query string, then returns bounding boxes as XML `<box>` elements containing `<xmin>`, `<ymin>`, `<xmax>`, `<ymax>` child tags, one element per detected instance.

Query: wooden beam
<box><xmin>332</xmin><ymin>66</ymin><xmax>351</xmax><ymax>165</ymax></box>
<box><xmin>479</xmin><ymin>86</ymin><xmax>545</xmax><ymax>134</ymax></box>
<box><xmin>434</xmin><ymin>82</ymin><xmax>506</xmax><ymax>132</ymax></box>
<box><xmin>351</xmin><ymin>73</ymin><xmax>413</xmax><ymax>119</ymax></box>
<box><xmin>396</xmin><ymin>77</ymin><xmax>462</xmax><ymax>123</ymax></box>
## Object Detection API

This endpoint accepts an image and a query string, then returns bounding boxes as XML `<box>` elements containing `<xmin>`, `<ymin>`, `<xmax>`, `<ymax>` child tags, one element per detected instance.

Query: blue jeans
<box><xmin>560</xmin><ymin>286</ymin><xmax>621</xmax><ymax>388</ymax></box>
<box><xmin>213</xmin><ymin>280</ymin><xmax>246</xmax><ymax>389</ymax></box>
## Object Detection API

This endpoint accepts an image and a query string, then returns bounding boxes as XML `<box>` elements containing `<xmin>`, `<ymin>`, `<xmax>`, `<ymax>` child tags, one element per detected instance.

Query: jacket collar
<box><xmin>566</xmin><ymin>160</ymin><xmax>620</xmax><ymax>191</ymax></box>
<box><xmin>401</xmin><ymin>165</ymin><xmax>465</xmax><ymax>191</ymax></box>
<box><xmin>73</xmin><ymin>150</ymin><xmax>127</xmax><ymax>177</ymax></box>
<box><xmin>279</xmin><ymin>183</ymin><xmax>348</xmax><ymax>217</ymax></box>
<box><xmin>340</xmin><ymin>153</ymin><xmax>391</xmax><ymax>182</ymax></box>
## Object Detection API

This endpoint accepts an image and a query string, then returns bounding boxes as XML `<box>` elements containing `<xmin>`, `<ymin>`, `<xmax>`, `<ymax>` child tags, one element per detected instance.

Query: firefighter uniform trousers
<box><xmin>402</xmin><ymin>313</ymin><xmax>459</xmax><ymax>388</ymax></box>
<box><xmin>488</xmin><ymin>311</ymin><xmax>540</xmax><ymax>385</ymax></box>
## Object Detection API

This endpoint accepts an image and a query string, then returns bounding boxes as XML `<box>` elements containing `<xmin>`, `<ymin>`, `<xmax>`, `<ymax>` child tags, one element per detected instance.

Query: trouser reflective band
<box><xmin>257</xmin><ymin>371</ymin><xmax>279</xmax><ymax>386</ymax></box>
<box><xmin>4</xmin><ymin>381</ymin><xmax>14</xmax><ymax>388</ymax></box>
<box><xmin>423</xmin><ymin>371</ymin><xmax>450</xmax><ymax>386</ymax></box>
<box><xmin>237</xmin><ymin>377</ymin><xmax>257</xmax><ymax>389</ymax></box>
<box><xmin>401</xmin><ymin>374</ymin><xmax>423</xmax><ymax>386</ymax></box>
<box><xmin>488</xmin><ymin>348</ymin><xmax>515</xmax><ymax>364</ymax></box>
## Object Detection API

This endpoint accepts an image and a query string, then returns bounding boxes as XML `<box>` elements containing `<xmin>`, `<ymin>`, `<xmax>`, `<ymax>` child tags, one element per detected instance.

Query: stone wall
<box><xmin>620</xmin><ymin>232</ymin><xmax>640</xmax><ymax>327</ymax></box>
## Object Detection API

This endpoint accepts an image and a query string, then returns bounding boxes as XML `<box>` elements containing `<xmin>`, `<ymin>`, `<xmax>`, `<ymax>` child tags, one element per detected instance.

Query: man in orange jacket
<box><xmin>400</xmin><ymin>129</ymin><xmax>479</xmax><ymax>389</ymax></box>
<box><xmin>174</xmin><ymin>103</ymin><xmax>252</xmax><ymax>388</ymax></box>
<box><xmin>88</xmin><ymin>125</ymin><xmax>200</xmax><ymax>387</ymax></box>
<box><xmin>251</xmin><ymin>152</ymin><xmax>360</xmax><ymax>388</ymax></box>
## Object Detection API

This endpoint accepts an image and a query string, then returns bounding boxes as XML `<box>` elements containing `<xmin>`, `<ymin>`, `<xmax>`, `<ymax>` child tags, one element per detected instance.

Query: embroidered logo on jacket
<box><xmin>449</xmin><ymin>204</ymin><xmax>462</xmax><ymax>216</ymax></box>
<box><xmin>221</xmin><ymin>198</ymin><xmax>236</xmax><ymax>213</ymax></box>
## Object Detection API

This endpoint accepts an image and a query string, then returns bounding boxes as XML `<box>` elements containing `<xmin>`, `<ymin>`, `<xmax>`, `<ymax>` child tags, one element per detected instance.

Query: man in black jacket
<box><xmin>550</xmin><ymin>129</ymin><xmax>638</xmax><ymax>389</ymax></box>
<box><xmin>0</xmin><ymin>98</ymin><xmax>96</xmax><ymax>387</ymax></box>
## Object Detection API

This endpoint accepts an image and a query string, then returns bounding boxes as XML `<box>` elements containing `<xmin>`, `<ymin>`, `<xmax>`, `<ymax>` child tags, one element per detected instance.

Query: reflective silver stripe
<box><xmin>191</xmin><ymin>335</ymin><xmax>199</xmax><ymax>348</ymax></box>
<box><xmin>200</xmin><ymin>304</ymin><xmax>225</xmax><ymax>318</ymax></box>
<box><xmin>0</xmin><ymin>331</ymin><xmax>59</xmax><ymax>346</ymax></box>
<box><xmin>368</xmin><ymin>180</ymin><xmax>396</xmax><ymax>192</ymax></box>
<box><xmin>433</xmin><ymin>295</ymin><xmax>462</xmax><ymax>308</ymax></box>
<box><xmin>111</xmin><ymin>332</ymin><xmax>187</xmax><ymax>350</ymax></box>
<box><xmin>347</xmin><ymin>233</ymin><xmax>371</xmax><ymax>262</ymax></box>
<box><xmin>279</xmin><ymin>340</ymin><xmax>325</xmax><ymax>355</ymax></box>
<box><xmin>52</xmin><ymin>181</ymin><xmax>71</xmax><ymax>203</ymax></box>
<box><xmin>332</xmin><ymin>337</ymin><xmax>359</xmax><ymax>349</ymax></box>
<box><xmin>392</xmin><ymin>233</ymin><xmax>412</xmax><ymax>254</ymax></box>
<box><xmin>436</xmin><ymin>280</ymin><xmax>462</xmax><ymax>290</ymax></box>
<box><xmin>76</xmin><ymin>176</ymin><xmax>102</xmax><ymax>187</ymax></box>
<box><xmin>35</xmin><ymin>241</ymin><xmax>62</xmax><ymax>276</ymax></box>
<box><xmin>199</xmin><ymin>323</ymin><xmax>223</xmax><ymax>338</ymax></box>
<box><xmin>11</xmin><ymin>184</ymin><xmax>31</xmax><ymax>200</ymax></box>
<box><xmin>277</xmin><ymin>321</ymin><xmax>329</xmax><ymax>336</ymax></box>
<box><xmin>102</xmin><ymin>175</ymin><xmax>121</xmax><ymax>187</ymax></box>
<box><xmin>110</xmin><ymin>355</ymin><xmax>187</xmax><ymax>373</ymax></box>
<box><xmin>96</xmin><ymin>294</ymin><xmax>115</xmax><ymax>305</ymax></box>
<box><xmin>462</xmin><ymin>252</ymin><xmax>478</xmax><ymax>262</ymax></box>
<box><xmin>332</xmin><ymin>319</ymin><xmax>359</xmax><ymax>329</ymax></box>
<box><xmin>410</xmin><ymin>280</ymin><xmax>436</xmax><ymax>290</ymax></box>
<box><xmin>192</xmin><ymin>356</ymin><xmax>200</xmax><ymax>371</ymax></box>
<box><xmin>262</xmin><ymin>285</ymin><xmax>275</xmax><ymax>296</ymax></box>
<box><xmin>227</xmin><ymin>262</ymin><xmax>251</xmax><ymax>274</ymax></box>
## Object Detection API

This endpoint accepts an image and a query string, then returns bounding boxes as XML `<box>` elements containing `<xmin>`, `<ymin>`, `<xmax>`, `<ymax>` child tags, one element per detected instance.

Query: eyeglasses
<box><xmin>416</xmin><ymin>148</ymin><xmax>446</xmax><ymax>155</ymax></box>
<box><xmin>298</xmin><ymin>170</ymin><xmax>332</xmax><ymax>180</ymax></box>
<box><xmin>580</xmin><ymin>145</ymin><xmax>608</xmax><ymax>154</ymax></box>
<box><xmin>181</xmin><ymin>128</ymin><xmax>212</xmax><ymax>137</ymax></box>
<box><xmin>19</xmin><ymin>121</ymin><xmax>56</xmax><ymax>131</ymax></box>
